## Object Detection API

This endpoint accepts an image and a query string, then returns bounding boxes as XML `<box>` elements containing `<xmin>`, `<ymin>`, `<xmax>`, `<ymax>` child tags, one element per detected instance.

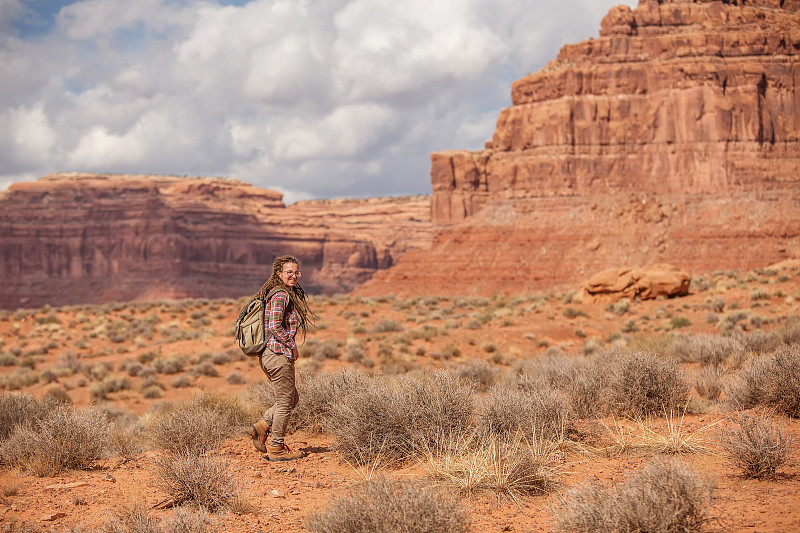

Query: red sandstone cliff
<box><xmin>0</xmin><ymin>173</ymin><xmax>432</xmax><ymax>309</ymax></box>
<box><xmin>358</xmin><ymin>0</ymin><xmax>800</xmax><ymax>297</ymax></box>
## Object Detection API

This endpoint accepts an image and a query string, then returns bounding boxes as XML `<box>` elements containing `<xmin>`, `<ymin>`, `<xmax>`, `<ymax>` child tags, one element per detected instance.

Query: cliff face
<box><xmin>0</xmin><ymin>173</ymin><xmax>432</xmax><ymax>309</ymax></box>
<box><xmin>358</xmin><ymin>0</ymin><xmax>800</xmax><ymax>297</ymax></box>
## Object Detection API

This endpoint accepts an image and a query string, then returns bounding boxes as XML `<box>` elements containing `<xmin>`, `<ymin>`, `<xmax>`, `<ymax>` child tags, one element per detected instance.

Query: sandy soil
<box><xmin>1</xmin><ymin>265</ymin><xmax>799</xmax><ymax>532</ymax></box>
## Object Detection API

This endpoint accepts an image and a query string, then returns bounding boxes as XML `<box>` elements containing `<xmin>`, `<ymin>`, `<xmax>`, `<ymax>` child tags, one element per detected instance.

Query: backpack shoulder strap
<box><xmin>265</xmin><ymin>287</ymin><xmax>288</xmax><ymax>301</ymax></box>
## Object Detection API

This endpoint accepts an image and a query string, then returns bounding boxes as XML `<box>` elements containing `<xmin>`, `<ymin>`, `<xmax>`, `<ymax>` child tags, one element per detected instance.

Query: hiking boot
<box><xmin>266</xmin><ymin>443</ymin><xmax>305</xmax><ymax>462</ymax></box>
<box><xmin>247</xmin><ymin>420</ymin><xmax>270</xmax><ymax>453</ymax></box>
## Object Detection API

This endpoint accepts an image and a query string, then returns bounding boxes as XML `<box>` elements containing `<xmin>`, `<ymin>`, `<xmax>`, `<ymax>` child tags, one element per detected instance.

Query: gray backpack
<box><xmin>234</xmin><ymin>288</ymin><xmax>285</xmax><ymax>357</ymax></box>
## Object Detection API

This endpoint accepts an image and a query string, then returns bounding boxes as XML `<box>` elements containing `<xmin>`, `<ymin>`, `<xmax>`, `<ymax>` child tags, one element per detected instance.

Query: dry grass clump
<box><xmin>0</xmin><ymin>406</ymin><xmax>111</xmax><ymax>476</ymax></box>
<box><xmin>292</xmin><ymin>367</ymin><xmax>371</xmax><ymax>434</ymax></box>
<box><xmin>145</xmin><ymin>396</ymin><xmax>237</xmax><ymax>454</ymax></box>
<box><xmin>606</xmin><ymin>351</ymin><xmax>689</xmax><ymax>418</ymax></box>
<box><xmin>727</xmin><ymin>345</ymin><xmax>800</xmax><ymax>417</ymax></box>
<box><xmin>717</xmin><ymin>411</ymin><xmax>795</xmax><ymax>479</ymax></box>
<box><xmin>151</xmin><ymin>451</ymin><xmax>250</xmax><ymax>512</ymax></box>
<box><xmin>421</xmin><ymin>431</ymin><xmax>563</xmax><ymax>503</ymax></box>
<box><xmin>554</xmin><ymin>459</ymin><xmax>715</xmax><ymax>533</ymax></box>
<box><xmin>305</xmin><ymin>477</ymin><xmax>469</xmax><ymax>533</ymax></box>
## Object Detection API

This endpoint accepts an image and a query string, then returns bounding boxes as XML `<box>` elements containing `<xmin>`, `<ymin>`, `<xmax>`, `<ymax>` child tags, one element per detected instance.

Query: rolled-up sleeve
<box><xmin>265</xmin><ymin>291</ymin><xmax>297</xmax><ymax>357</ymax></box>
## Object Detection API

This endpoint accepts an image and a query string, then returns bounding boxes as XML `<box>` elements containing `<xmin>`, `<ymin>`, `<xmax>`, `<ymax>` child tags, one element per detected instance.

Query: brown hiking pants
<box><xmin>259</xmin><ymin>349</ymin><xmax>299</xmax><ymax>446</ymax></box>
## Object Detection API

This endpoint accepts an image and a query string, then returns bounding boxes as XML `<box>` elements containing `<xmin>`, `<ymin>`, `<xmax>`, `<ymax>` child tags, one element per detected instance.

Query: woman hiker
<box><xmin>247</xmin><ymin>255</ymin><xmax>316</xmax><ymax>461</ymax></box>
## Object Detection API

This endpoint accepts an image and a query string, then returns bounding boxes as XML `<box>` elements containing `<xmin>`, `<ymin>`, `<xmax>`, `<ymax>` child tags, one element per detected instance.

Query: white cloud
<box><xmin>0</xmin><ymin>0</ymin><xmax>636</xmax><ymax>197</ymax></box>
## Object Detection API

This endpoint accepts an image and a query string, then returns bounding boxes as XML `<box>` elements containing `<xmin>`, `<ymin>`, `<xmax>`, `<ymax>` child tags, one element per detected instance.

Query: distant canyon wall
<box><xmin>0</xmin><ymin>173</ymin><xmax>432</xmax><ymax>309</ymax></box>
<box><xmin>358</xmin><ymin>0</ymin><xmax>800</xmax><ymax>297</ymax></box>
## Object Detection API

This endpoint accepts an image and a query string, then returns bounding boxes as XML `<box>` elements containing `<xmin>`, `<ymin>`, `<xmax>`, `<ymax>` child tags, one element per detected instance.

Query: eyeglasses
<box><xmin>281</xmin><ymin>270</ymin><xmax>301</xmax><ymax>278</ymax></box>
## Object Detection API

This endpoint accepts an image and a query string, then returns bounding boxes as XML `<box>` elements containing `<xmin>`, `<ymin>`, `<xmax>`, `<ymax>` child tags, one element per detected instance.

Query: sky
<box><xmin>0</xmin><ymin>0</ymin><xmax>636</xmax><ymax>203</ymax></box>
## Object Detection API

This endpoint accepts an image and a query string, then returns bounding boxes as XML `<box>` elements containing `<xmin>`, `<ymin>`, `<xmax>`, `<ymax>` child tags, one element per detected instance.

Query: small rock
<box><xmin>269</xmin><ymin>490</ymin><xmax>285</xmax><ymax>498</ymax></box>
<box><xmin>253</xmin><ymin>472</ymin><xmax>263</xmax><ymax>478</ymax></box>
<box><xmin>40</xmin><ymin>513</ymin><xmax>67</xmax><ymax>521</ymax></box>
<box><xmin>103</xmin><ymin>474</ymin><xmax>116</xmax><ymax>483</ymax></box>
<box><xmin>287</xmin><ymin>467</ymin><xmax>296</xmax><ymax>474</ymax></box>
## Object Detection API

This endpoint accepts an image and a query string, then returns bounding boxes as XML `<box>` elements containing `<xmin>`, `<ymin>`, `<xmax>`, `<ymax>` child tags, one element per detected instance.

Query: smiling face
<box><xmin>278</xmin><ymin>262</ymin><xmax>300</xmax><ymax>287</ymax></box>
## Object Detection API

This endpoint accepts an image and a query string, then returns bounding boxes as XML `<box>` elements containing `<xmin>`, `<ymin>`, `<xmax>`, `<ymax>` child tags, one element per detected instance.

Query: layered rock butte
<box><xmin>0</xmin><ymin>173</ymin><xmax>432</xmax><ymax>309</ymax></box>
<box><xmin>358</xmin><ymin>0</ymin><xmax>800</xmax><ymax>297</ymax></box>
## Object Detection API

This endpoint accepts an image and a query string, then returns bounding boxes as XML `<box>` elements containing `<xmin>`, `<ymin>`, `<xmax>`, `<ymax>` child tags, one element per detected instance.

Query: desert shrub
<box><xmin>692</xmin><ymin>366</ymin><xmax>726</xmax><ymax>401</ymax></box>
<box><xmin>85</xmin><ymin>361</ymin><xmax>113</xmax><ymax>381</ymax></box>
<box><xmin>125</xmin><ymin>361</ymin><xmax>144</xmax><ymax>377</ymax></box>
<box><xmin>0</xmin><ymin>368</ymin><xmax>40</xmax><ymax>390</ymax></box>
<box><xmin>170</xmin><ymin>374</ymin><xmax>195</xmax><ymax>388</ymax></box>
<box><xmin>0</xmin><ymin>353</ymin><xmax>17</xmax><ymax>366</ymax></box>
<box><xmin>301</xmin><ymin>338</ymin><xmax>344</xmax><ymax>360</ymax></box>
<box><xmin>449</xmin><ymin>359</ymin><xmax>498</xmax><ymax>391</ymax></box>
<box><xmin>327</xmin><ymin>371</ymin><xmax>473</xmax><ymax>466</ymax></box>
<box><xmin>554</xmin><ymin>459</ymin><xmax>714</xmax><ymax>533</ymax></box>
<box><xmin>195</xmin><ymin>392</ymin><xmax>258</xmax><ymax>427</ymax></box>
<box><xmin>151</xmin><ymin>451</ymin><xmax>249</xmax><ymax>512</ymax></box>
<box><xmin>743</xmin><ymin>316</ymin><xmax>800</xmax><ymax>354</ymax></box>
<box><xmin>478</xmin><ymin>385</ymin><xmax>572</xmax><ymax>442</ymax></box>
<box><xmin>670</xmin><ymin>333</ymin><xmax>745</xmax><ymax>367</ymax></box>
<box><xmin>306</xmin><ymin>477</ymin><xmax>469</xmax><ymax>533</ymax></box>
<box><xmin>718</xmin><ymin>411</ymin><xmax>794</xmax><ymax>479</ymax></box>
<box><xmin>0</xmin><ymin>392</ymin><xmax>50</xmax><ymax>439</ymax></box>
<box><xmin>153</xmin><ymin>356</ymin><xmax>186</xmax><ymax>375</ymax></box>
<box><xmin>606</xmin><ymin>351</ymin><xmax>689</xmax><ymax>417</ymax></box>
<box><xmin>343</xmin><ymin>340</ymin><xmax>365</xmax><ymax>363</ymax></box>
<box><xmin>749</xmin><ymin>288</ymin><xmax>770</xmax><ymax>301</ymax></box>
<box><xmin>0</xmin><ymin>406</ymin><xmax>111</xmax><ymax>476</ymax></box>
<box><xmin>89</xmin><ymin>375</ymin><xmax>131</xmax><ymax>400</ymax></box>
<box><xmin>38</xmin><ymin>367</ymin><xmax>62</xmax><ymax>384</ymax></box>
<box><xmin>669</xmin><ymin>316</ymin><xmax>692</xmax><ymax>329</ymax></box>
<box><xmin>142</xmin><ymin>385</ymin><xmax>164</xmax><ymax>399</ymax></box>
<box><xmin>605</xmin><ymin>298</ymin><xmax>630</xmax><ymax>316</ymax></box>
<box><xmin>145</xmin><ymin>398</ymin><xmax>235</xmax><ymax>454</ymax></box>
<box><xmin>189</xmin><ymin>362</ymin><xmax>219</xmax><ymax>377</ymax></box>
<box><xmin>108</xmin><ymin>419</ymin><xmax>146</xmax><ymax>462</ymax></box>
<box><xmin>226</xmin><ymin>372</ymin><xmax>246</xmax><ymax>384</ymax></box>
<box><xmin>372</xmin><ymin>320</ymin><xmax>403</xmax><ymax>333</ymax></box>
<box><xmin>727</xmin><ymin>345</ymin><xmax>800</xmax><ymax>417</ymax></box>
<box><xmin>101</xmin><ymin>501</ymin><xmax>211</xmax><ymax>533</ymax></box>
<box><xmin>563</xmin><ymin>307</ymin><xmax>589</xmax><ymax>319</ymax></box>
<box><xmin>512</xmin><ymin>353</ymin><xmax>608</xmax><ymax>419</ymax></box>
<box><xmin>42</xmin><ymin>385</ymin><xmax>72</xmax><ymax>405</ymax></box>
<box><xmin>292</xmin><ymin>368</ymin><xmax>371</xmax><ymax>434</ymax></box>
<box><xmin>399</xmin><ymin>371</ymin><xmax>474</xmax><ymax>450</ymax></box>
<box><xmin>245</xmin><ymin>380</ymin><xmax>275</xmax><ymax>411</ymax></box>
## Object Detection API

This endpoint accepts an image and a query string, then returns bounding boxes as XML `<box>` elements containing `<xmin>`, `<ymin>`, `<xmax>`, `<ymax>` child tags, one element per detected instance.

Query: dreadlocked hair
<box><xmin>254</xmin><ymin>255</ymin><xmax>317</xmax><ymax>336</ymax></box>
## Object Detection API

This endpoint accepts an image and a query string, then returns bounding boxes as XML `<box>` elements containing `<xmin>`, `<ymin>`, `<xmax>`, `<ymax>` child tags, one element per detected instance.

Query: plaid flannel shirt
<box><xmin>264</xmin><ymin>290</ymin><xmax>298</xmax><ymax>360</ymax></box>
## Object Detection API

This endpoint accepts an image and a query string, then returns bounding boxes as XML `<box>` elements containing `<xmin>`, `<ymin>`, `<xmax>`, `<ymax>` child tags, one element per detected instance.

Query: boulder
<box><xmin>584</xmin><ymin>264</ymin><xmax>691</xmax><ymax>302</ymax></box>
